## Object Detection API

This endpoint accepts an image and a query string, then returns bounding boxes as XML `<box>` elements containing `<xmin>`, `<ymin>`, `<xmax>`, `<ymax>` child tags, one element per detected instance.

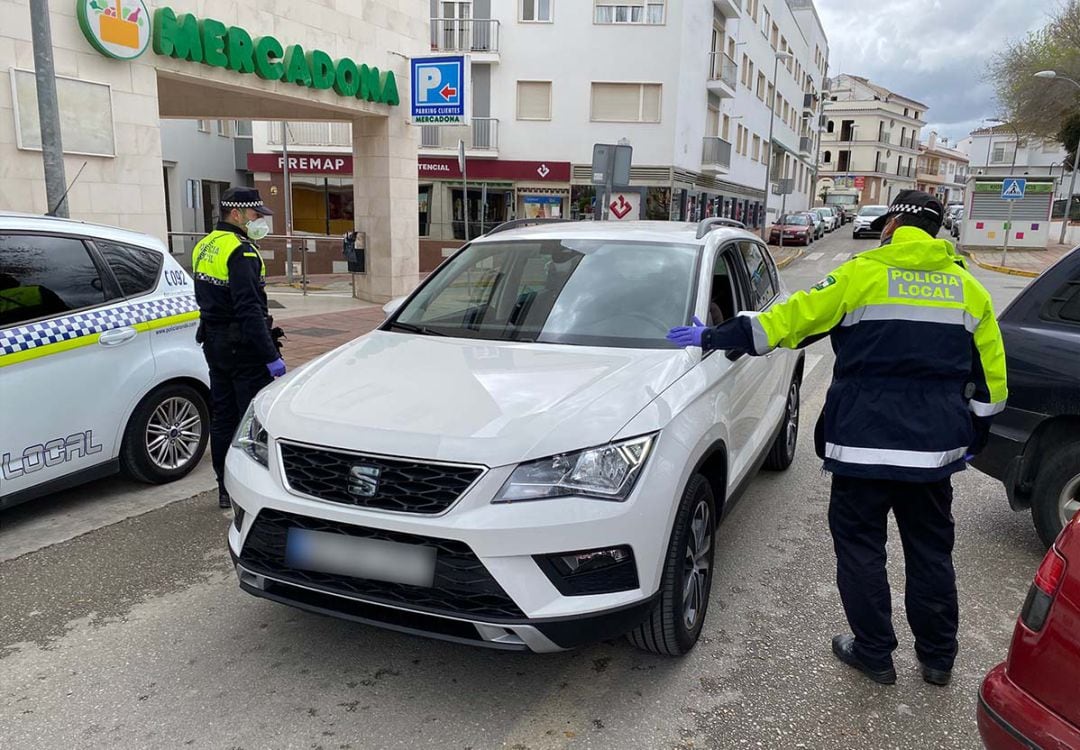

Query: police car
<box><xmin>0</xmin><ymin>214</ymin><xmax>209</xmax><ymax>510</ymax></box>
<box><xmin>226</xmin><ymin>218</ymin><xmax>804</xmax><ymax>655</ymax></box>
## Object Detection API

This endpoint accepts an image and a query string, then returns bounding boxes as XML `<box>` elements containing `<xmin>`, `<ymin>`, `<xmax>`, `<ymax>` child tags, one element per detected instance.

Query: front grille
<box><xmin>239</xmin><ymin>508</ymin><xmax>524</xmax><ymax>620</ymax></box>
<box><xmin>279</xmin><ymin>442</ymin><xmax>483</xmax><ymax>514</ymax></box>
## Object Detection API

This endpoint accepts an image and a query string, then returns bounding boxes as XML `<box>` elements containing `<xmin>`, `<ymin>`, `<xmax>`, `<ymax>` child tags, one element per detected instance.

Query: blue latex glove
<box><xmin>267</xmin><ymin>357</ymin><xmax>286</xmax><ymax>378</ymax></box>
<box><xmin>964</xmin><ymin>453</ymin><xmax>975</xmax><ymax>463</ymax></box>
<box><xmin>666</xmin><ymin>317</ymin><xmax>707</xmax><ymax>348</ymax></box>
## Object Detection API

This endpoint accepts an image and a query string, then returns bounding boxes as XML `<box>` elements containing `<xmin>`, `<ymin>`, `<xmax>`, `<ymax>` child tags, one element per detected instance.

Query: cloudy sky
<box><xmin>816</xmin><ymin>0</ymin><xmax>1054</xmax><ymax>145</ymax></box>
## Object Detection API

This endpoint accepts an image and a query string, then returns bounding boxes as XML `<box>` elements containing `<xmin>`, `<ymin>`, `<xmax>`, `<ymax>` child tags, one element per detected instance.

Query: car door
<box><xmin>0</xmin><ymin>231</ymin><xmax>155</xmax><ymax>500</ymax></box>
<box><xmin>693</xmin><ymin>241</ymin><xmax>775</xmax><ymax>487</ymax></box>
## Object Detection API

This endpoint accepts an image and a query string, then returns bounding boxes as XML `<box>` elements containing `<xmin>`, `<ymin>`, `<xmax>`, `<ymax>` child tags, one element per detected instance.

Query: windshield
<box><xmin>390</xmin><ymin>239</ymin><xmax>700</xmax><ymax>348</ymax></box>
<box><xmin>780</xmin><ymin>215</ymin><xmax>809</xmax><ymax>225</ymax></box>
<box><xmin>858</xmin><ymin>206</ymin><xmax>888</xmax><ymax>217</ymax></box>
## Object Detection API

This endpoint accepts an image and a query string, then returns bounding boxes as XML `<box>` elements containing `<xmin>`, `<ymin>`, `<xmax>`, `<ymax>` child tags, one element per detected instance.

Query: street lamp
<box><xmin>1034</xmin><ymin>70</ymin><xmax>1080</xmax><ymax>244</ymax></box>
<box><xmin>761</xmin><ymin>51</ymin><xmax>794</xmax><ymax>240</ymax></box>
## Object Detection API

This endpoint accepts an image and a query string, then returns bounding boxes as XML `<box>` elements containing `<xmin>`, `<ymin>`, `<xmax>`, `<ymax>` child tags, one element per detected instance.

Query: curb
<box><xmin>775</xmin><ymin>247</ymin><xmax>804</xmax><ymax>270</ymax></box>
<box><xmin>960</xmin><ymin>249</ymin><xmax>1040</xmax><ymax>279</ymax></box>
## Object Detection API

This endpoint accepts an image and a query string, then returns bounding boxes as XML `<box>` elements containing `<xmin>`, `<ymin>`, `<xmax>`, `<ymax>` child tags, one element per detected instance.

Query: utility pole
<box><xmin>761</xmin><ymin>52</ymin><xmax>793</xmax><ymax>240</ymax></box>
<box><xmin>281</xmin><ymin>121</ymin><xmax>294</xmax><ymax>283</ymax></box>
<box><xmin>29</xmin><ymin>0</ymin><xmax>68</xmax><ymax>217</ymax></box>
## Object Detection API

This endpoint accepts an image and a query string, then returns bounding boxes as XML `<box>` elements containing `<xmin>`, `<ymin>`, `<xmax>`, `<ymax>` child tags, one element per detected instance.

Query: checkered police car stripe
<box><xmin>0</xmin><ymin>295</ymin><xmax>199</xmax><ymax>366</ymax></box>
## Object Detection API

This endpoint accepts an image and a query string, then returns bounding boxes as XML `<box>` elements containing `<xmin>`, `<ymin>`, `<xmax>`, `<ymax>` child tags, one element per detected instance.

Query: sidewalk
<box><xmin>962</xmin><ymin>242</ymin><xmax>1074</xmax><ymax>278</ymax></box>
<box><xmin>280</xmin><ymin>306</ymin><xmax>388</xmax><ymax>365</ymax></box>
<box><xmin>771</xmin><ymin>244</ymin><xmax>804</xmax><ymax>269</ymax></box>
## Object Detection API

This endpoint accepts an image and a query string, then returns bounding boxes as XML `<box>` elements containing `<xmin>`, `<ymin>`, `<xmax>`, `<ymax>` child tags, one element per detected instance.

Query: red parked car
<box><xmin>767</xmin><ymin>214</ymin><xmax>814</xmax><ymax>246</ymax></box>
<box><xmin>978</xmin><ymin>510</ymin><xmax>1080</xmax><ymax>749</ymax></box>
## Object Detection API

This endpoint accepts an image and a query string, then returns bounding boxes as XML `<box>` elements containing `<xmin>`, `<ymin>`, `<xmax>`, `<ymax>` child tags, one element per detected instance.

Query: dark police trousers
<box><xmin>828</xmin><ymin>475</ymin><xmax>959</xmax><ymax>672</ymax></box>
<box><xmin>201</xmin><ymin>329</ymin><xmax>272</xmax><ymax>486</ymax></box>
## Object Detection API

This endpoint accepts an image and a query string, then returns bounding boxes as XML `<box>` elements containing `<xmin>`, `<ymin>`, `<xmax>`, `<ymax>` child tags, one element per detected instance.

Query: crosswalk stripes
<box><xmin>805</xmin><ymin>252</ymin><xmax>824</xmax><ymax>261</ymax></box>
<box><xmin>832</xmin><ymin>252</ymin><xmax>850</xmax><ymax>262</ymax></box>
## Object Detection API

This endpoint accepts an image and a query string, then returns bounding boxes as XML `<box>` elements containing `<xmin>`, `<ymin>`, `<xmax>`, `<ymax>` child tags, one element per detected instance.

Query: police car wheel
<box><xmin>121</xmin><ymin>383</ymin><xmax>209</xmax><ymax>485</ymax></box>
<box><xmin>627</xmin><ymin>474</ymin><xmax>716</xmax><ymax>656</ymax></box>
<box><xmin>1030</xmin><ymin>441</ymin><xmax>1080</xmax><ymax>549</ymax></box>
<box><xmin>763</xmin><ymin>377</ymin><xmax>800</xmax><ymax>471</ymax></box>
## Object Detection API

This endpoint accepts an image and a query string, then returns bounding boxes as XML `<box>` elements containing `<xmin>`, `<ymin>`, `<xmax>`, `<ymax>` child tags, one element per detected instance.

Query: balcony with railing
<box><xmin>702</xmin><ymin>136</ymin><xmax>732</xmax><ymax>173</ymax></box>
<box><xmin>799</xmin><ymin>136</ymin><xmax>813</xmax><ymax>155</ymax></box>
<box><xmin>267</xmin><ymin>121</ymin><xmax>351</xmax><ymax>148</ymax></box>
<box><xmin>707</xmin><ymin>51</ymin><xmax>738</xmax><ymax>96</ymax></box>
<box><xmin>713</xmin><ymin>0</ymin><xmax>742</xmax><ymax>18</ymax></box>
<box><xmin>802</xmin><ymin>92</ymin><xmax>819</xmax><ymax>112</ymax></box>
<box><xmin>430</xmin><ymin>18</ymin><xmax>500</xmax><ymax>58</ymax></box>
<box><xmin>420</xmin><ymin>118</ymin><xmax>499</xmax><ymax>154</ymax></box>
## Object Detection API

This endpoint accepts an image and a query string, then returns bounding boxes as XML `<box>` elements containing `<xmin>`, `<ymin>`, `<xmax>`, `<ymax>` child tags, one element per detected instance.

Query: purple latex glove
<box><xmin>267</xmin><ymin>357</ymin><xmax>286</xmax><ymax>378</ymax></box>
<box><xmin>666</xmin><ymin>317</ymin><xmax>707</xmax><ymax>348</ymax></box>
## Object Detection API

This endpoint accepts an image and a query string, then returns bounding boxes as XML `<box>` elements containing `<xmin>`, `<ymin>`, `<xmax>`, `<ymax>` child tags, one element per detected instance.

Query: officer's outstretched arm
<box><xmin>702</xmin><ymin>270</ymin><xmax>852</xmax><ymax>355</ymax></box>
<box><xmin>228</xmin><ymin>248</ymin><xmax>279</xmax><ymax>364</ymax></box>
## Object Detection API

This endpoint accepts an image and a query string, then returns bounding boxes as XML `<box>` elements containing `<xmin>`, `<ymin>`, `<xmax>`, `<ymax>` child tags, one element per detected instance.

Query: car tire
<box><xmin>120</xmin><ymin>382</ymin><xmax>210</xmax><ymax>485</ymax></box>
<box><xmin>764</xmin><ymin>377</ymin><xmax>800</xmax><ymax>471</ymax></box>
<box><xmin>1030</xmin><ymin>441</ymin><xmax>1080</xmax><ymax>548</ymax></box>
<box><xmin>627</xmin><ymin>474</ymin><xmax>716</xmax><ymax>656</ymax></box>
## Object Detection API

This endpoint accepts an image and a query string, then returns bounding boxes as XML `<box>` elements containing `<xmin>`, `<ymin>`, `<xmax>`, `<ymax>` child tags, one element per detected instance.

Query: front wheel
<box><xmin>627</xmin><ymin>474</ymin><xmax>716</xmax><ymax>656</ymax></box>
<box><xmin>120</xmin><ymin>383</ymin><xmax>209</xmax><ymax>484</ymax></box>
<box><xmin>1030</xmin><ymin>442</ymin><xmax>1080</xmax><ymax>548</ymax></box>
<box><xmin>763</xmin><ymin>377</ymin><xmax>800</xmax><ymax>471</ymax></box>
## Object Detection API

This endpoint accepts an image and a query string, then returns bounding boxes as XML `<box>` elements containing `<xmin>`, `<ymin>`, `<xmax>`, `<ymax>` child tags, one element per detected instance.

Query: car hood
<box><xmin>260</xmin><ymin>332</ymin><xmax>693</xmax><ymax>467</ymax></box>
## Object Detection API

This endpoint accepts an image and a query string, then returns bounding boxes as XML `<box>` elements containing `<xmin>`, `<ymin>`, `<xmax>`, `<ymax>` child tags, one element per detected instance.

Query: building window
<box><xmin>234</xmin><ymin>120</ymin><xmax>253</xmax><ymax>137</ymax></box>
<box><xmin>762</xmin><ymin>6</ymin><xmax>771</xmax><ymax>36</ymax></box>
<box><xmin>197</xmin><ymin>120</ymin><xmax>210</xmax><ymax>133</ymax></box>
<box><xmin>752</xmin><ymin>135</ymin><xmax>761</xmax><ymax>162</ymax></box>
<box><xmin>590</xmin><ymin>82</ymin><xmax>661</xmax><ymax>123</ymax></box>
<box><xmin>827</xmin><ymin>120</ymin><xmax>835</xmax><ymax>133</ymax></box>
<box><xmin>594</xmin><ymin>0</ymin><xmax>665</xmax><ymax>24</ymax></box>
<box><xmin>756</xmin><ymin>72</ymin><xmax>766</xmax><ymax>101</ymax></box>
<box><xmin>216</xmin><ymin>120</ymin><xmax>230</xmax><ymax>137</ymax></box>
<box><xmin>824</xmin><ymin>150</ymin><xmax>832</xmax><ymax>163</ymax></box>
<box><xmin>770</xmin><ymin>23</ymin><xmax>779</xmax><ymax>50</ymax></box>
<box><xmin>521</xmin><ymin>0</ymin><xmax>553</xmax><ymax>21</ymax></box>
<box><xmin>517</xmin><ymin>80</ymin><xmax>552</xmax><ymax>120</ymax></box>
<box><xmin>991</xmin><ymin>143</ymin><xmax>1016</xmax><ymax>164</ymax></box>
<box><xmin>418</xmin><ymin>185</ymin><xmax>432</xmax><ymax>237</ymax></box>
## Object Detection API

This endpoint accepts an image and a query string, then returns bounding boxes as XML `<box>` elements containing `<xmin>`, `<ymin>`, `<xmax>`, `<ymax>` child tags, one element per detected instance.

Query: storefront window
<box><xmin>645</xmin><ymin>187</ymin><xmax>670</xmax><ymax>220</ymax></box>
<box><xmin>291</xmin><ymin>177</ymin><xmax>354</xmax><ymax>235</ymax></box>
<box><xmin>570</xmin><ymin>186</ymin><xmax>597</xmax><ymax>220</ymax></box>
<box><xmin>452</xmin><ymin>187</ymin><xmax>510</xmax><ymax>240</ymax></box>
<box><xmin>419</xmin><ymin>185</ymin><xmax>432</xmax><ymax>237</ymax></box>
<box><xmin>521</xmin><ymin>195</ymin><xmax>564</xmax><ymax>219</ymax></box>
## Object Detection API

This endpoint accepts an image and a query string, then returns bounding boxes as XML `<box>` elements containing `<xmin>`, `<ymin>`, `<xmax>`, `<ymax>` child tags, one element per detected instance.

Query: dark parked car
<box><xmin>978</xmin><ymin>511</ymin><xmax>1080</xmax><ymax>749</ymax></box>
<box><xmin>972</xmin><ymin>246</ymin><xmax>1080</xmax><ymax>547</ymax></box>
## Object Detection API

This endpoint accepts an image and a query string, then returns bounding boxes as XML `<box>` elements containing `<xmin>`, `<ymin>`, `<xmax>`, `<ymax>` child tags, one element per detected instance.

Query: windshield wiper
<box><xmin>386</xmin><ymin>321</ymin><xmax>447</xmax><ymax>336</ymax></box>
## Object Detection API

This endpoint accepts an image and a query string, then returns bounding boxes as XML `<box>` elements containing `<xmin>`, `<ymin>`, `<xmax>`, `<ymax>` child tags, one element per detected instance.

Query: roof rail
<box><xmin>484</xmin><ymin>218</ymin><xmax>572</xmax><ymax>236</ymax></box>
<box><xmin>695</xmin><ymin>217</ymin><xmax>746</xmax><ymax>239</ymax></box>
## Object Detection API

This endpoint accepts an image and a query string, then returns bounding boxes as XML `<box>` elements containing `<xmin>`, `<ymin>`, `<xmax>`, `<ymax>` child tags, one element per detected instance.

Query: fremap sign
<box><xmin>77</xmin><ymin>3</ymin><xmax>399</xmax><ymax>106</ymax></box>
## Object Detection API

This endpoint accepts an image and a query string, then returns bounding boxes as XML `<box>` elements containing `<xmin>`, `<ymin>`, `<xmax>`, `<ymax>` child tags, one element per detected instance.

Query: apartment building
<box><xmin>915</xmin><ymin>131</ymin><xmax>969</xmax><ymax>205</ymax></box>
<box><xmin>816</xmin><ymin>74</ymin><xmax>926</xmax><ymax>207</ymax></box>
<box><xmin>249</xmin><ymin>0</ymin><xmax>829</xmax><ymax>270</ymax></box>
<box><xmin>958</xmin><ymin>126</ymin><xmax>1074</xmax><ymax>203</ymax></box>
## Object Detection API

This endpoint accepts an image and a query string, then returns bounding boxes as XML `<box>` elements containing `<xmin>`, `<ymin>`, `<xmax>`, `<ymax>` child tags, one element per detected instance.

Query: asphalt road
<box><xmin>0</xmin><ymin>229</ymin><xmax>1044</xmax><ymax>749</ymax></box>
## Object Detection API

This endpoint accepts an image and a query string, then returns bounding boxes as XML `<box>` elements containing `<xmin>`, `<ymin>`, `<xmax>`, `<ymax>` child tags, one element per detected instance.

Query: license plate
<box><xmin>285</xmin><ymin>528</ymin><xmax>436</xmax><ymax>587</ymax></box>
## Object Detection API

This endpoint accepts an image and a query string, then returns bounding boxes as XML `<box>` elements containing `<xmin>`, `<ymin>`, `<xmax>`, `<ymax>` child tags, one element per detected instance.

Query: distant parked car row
<box><xmin>766</xmin><ymin>207</ymin><xmax>840</xmax><ymax>247</ymax></box>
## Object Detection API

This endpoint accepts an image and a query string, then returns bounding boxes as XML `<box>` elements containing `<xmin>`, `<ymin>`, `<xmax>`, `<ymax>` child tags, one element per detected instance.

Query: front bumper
<box><xmin>224</xmin><ymin>437</ymin><xmax>682</xmax><ymax>651</ymax></box>
<box><xmin>978</xmin><ymin>663</ymin><xmax>1080</xmax><ymax>750</ymax></box>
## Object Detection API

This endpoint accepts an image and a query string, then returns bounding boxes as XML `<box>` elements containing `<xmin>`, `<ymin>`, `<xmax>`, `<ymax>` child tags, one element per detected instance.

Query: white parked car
<box><xmin>813</xmin><ymin>207</ymin><xmax>838</xmax><ymax>233</ymax></box>
<box><xmin>0</xmin><ymin>213</ymin><xmax>209</xmax><ymax>510</ymax></box>
<box><xmin>226</xmin><ymin>219</ymin><xmax>804</xmax><ymax>655</ymax></box>
<box><xmin>852</xmin><ymin>204</ymin><xmax>889</xmax><ymax>239</ymax></box>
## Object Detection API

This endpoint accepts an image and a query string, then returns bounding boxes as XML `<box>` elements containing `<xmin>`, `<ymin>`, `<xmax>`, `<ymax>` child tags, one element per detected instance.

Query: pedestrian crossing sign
<box><xmin>1001</xmin><ymin>179</ymin><xmax>1026</xmax><ymax>200</ymax></box>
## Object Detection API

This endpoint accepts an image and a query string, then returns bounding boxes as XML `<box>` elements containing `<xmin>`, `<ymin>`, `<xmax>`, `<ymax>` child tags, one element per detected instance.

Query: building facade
<box><xmin>915</xmin><ymin>131</ymin><xmax>969</xmax><ymax>205</ymax></box>
<box><xmin>958</xmin><ymin>126</ymin><xmax>1074</xmax><ymax>203</ymax></box>
<box><xmin>815</xmin><ymin>74</ymin><xmax>926</xmax><ymax>208</ymax></box>
<box><xmin>250</xmin><ymin>0</ymin><xmax>830</xmax><ymax>271</ymax></box>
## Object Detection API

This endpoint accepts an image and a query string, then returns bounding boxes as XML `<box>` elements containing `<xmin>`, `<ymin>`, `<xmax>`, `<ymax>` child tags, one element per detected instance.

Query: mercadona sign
<box><xmin>78</xmin><ymin>3</ymin><xmax>399</xmax><ymax>106</ymax></box>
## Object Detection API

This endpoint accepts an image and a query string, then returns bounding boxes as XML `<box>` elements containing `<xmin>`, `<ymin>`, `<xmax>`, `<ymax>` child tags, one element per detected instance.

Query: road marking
<box><xmin>832</xmin><ymin>252</ymin><xmax>849</xmax><ymax>262</ymax></box>
<box><xmin>805</xmin><ymin>353</ymin><xmax>824</xmax><ymax>379</ymax></box>
<box><xmin>805</xmin><ymin>252</ymin><xmax>824</xmax><ymax>261</ymax></box>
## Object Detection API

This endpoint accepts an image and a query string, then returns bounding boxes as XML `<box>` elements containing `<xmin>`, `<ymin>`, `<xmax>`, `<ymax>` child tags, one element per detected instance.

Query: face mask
<box><xmin>245</xmin><ymin>217</ymin><xmax>270</xmax><ymax>241</ymax></box>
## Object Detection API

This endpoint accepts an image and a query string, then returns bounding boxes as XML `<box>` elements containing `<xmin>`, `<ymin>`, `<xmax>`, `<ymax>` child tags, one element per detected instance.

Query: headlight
<box><xmin>494</xmin><ymin>434</ymin><xmax>656</xmax><ymax>503</ymax></box>
<box><xmin>233</xmin><ymin>404</ymin><xmax>269</xmax><ymax>467</ymax></box>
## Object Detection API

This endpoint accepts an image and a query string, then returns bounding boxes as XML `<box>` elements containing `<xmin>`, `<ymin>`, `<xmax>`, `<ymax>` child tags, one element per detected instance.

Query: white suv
<box><xmin>226</xmin><ymin>219</ymin><xmax>804</xmax><ymax>655</ymax></box>
<box><xmin>0</xmin><ymin>214</ymin><xmax>209</xmax><ymax>509</ymax></box>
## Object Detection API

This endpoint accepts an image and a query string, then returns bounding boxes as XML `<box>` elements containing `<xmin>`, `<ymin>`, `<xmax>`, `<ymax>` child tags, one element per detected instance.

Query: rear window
<box><xmin>96</xmin><ymin>241</ymin><xmax>162</xmax><ymax>297</ymax></box>
<box><xmin>1041</xmin><ymin>277</ymin><xmax>1080</xmax><ymax>325</ymax></box>
<box><xmin>0</xmin><ymin>233</ymin><xmax>106</xmax><ymax>328</ymax></box>
<box><xmin>859</xmin><ymin>206</ymin><xmax>888</xmax><ymax>217</ymax></box>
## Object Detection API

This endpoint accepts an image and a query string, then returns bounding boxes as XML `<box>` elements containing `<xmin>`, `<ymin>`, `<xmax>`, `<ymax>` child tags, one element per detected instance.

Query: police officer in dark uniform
<box><xmin>667</xmin><ymin>191</ymin><xmax>1008</xmax><ymax>687</ymax></box>
<box><xmin>192</xmin><ymin>187</ymin><xmax>285</xmax><ymax>508</ymax></box>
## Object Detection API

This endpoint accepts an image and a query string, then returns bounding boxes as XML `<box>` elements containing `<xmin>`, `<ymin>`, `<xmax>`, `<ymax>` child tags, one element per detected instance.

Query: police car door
<box><xmin>695</xmin><ymin>241</ymin><xmax>774</xmax><ymax>487</ymax></box>
<box><xmin>0</xmin><ymin>232</ymin><xmax>155</xmax><ymax>500</ymax></box>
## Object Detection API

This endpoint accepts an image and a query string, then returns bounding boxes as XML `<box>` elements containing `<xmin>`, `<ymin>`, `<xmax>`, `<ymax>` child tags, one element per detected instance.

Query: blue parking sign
<box><xmin>411</xmin><ymin>56</ymin><xmax>468</xmax><ymax>125</ymax></box>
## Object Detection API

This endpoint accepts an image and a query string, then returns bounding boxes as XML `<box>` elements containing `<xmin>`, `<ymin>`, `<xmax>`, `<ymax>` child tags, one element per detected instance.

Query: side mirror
<box><xmin>382</xmin><ymin>297</ymin><xmax>406</xmax><ymax>316</ymax></box>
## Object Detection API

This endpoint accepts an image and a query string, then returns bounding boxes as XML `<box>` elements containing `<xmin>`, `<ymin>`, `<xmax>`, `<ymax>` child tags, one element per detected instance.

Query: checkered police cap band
<box><xmin>890</xmin><ymin>203</ymin><xmax>940</xmax><ymax>218</ymax></box>
<box><xmin>221</xmin><ymin>200</ymin><xmax>265</xmax><ymax>208</ymax></box>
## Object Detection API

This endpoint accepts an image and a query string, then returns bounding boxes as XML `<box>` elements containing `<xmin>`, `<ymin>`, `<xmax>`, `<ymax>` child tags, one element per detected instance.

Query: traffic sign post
<box><xmin>591</xmin><ymin>143</ymin><xmax>633</xmax><ymax>221</ymax></box>
<box><xmin>410</xmin><ymin>55</ymin><xmax>470</xmax><ymax>125</ymax></box>
<box><xmin>1000</xmin><ymin>178</ymin><xmax>1026</xmax><ymax>265</ymax></box>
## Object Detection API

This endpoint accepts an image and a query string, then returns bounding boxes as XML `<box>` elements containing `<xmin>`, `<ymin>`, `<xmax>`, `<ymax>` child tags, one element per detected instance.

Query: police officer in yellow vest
<box><xmin>192</xmin><ymin>187</ymin><xmax>285</xmax><ymax>508</ymax></box>
<box><xmin>668</xmin><ymin>190</ymin><xmax>1008</xmax><ymax>687</ymax></box>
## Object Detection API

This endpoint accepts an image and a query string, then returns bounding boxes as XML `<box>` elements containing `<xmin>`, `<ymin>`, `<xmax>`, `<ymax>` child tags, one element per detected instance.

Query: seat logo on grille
<box><xmin>347</xmin><ymin>465</ymin><xmax>381</xmax><ymax>497</ymax></box>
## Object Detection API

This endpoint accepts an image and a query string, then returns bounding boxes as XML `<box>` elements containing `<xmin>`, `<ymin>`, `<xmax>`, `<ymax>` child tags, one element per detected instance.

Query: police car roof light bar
<box><xmin>695</xmin><ymin>217</ymin><xmax>746</xmax><ymax>239</ymax></box>
<box><xmin>484</xmin><ymin>218</ymin><xmax>573</xmax><ymax>236</ymax></box>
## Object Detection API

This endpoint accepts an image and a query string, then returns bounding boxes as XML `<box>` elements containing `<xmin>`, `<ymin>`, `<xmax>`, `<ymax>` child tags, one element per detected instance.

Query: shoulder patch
<box><xmin>811</xmin><ymin>275</ymin><xmax>836</xmax><ymax>292</ymax></box>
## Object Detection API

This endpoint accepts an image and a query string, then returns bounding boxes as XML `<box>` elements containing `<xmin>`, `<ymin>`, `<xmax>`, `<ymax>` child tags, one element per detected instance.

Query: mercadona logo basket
<box><xmin>78</xmin><ymin>0</ymin><xmax>152</xmax><ymax>61</ymax></box>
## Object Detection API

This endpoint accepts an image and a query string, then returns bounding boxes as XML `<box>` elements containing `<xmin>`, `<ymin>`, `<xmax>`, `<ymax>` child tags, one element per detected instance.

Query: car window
<box><xmin>737</xmin><ymin>241</ymin><xmax>778</xmax><ymax>311</ymax></box>
<box><xmin>708</xmin><ymin>251</ymin><xmax>739</xmax><ymax>326</ymax></box>
<box><xmin>96</xmin><ymin>241</ymin><xmax>163</xmax><ymax>297</ymax></box>
<box><xmin>859</xmin><ymin>206</ymin><xmax>888</xmax><ymax>216</ymax></box>
<box><xmin>1042</xmin><ymin>276</ymin><xmax>1080</xmax><ymax>325</ymax></box>
<box><xmin>393</xmin><ymin>238</ymin><xmax>699</xmax><ymax>348</ymax></box>
<box><xmin>0</xmin><ymin>233</ymin><xmax>107</xmax><ymax>328</ymax></box>
<box><xmin>780</xmin><ymin>215</ymin><xmax>809</xmax><ymax>225</ymax></box>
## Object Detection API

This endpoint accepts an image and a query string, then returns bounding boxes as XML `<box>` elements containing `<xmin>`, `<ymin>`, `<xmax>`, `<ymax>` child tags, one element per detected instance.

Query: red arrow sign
<box><xmin>440</xmin><ymin>83</ymin><xmax>457</xmax><ymax>100</ymax></box>
<box><xmin>610</xmin><ymin>195</ymin><xmax>633</xmax><ymax>219</ymax></box>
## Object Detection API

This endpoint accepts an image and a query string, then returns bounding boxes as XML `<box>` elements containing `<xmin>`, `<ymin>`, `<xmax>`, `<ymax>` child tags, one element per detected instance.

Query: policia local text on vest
<box><xmin>667</xmin><ymin>190</ymin><xmax>1007</xmax><ymax>688</ymax></box>
<box><xmin>191</xmin><ymin>187</ymin><xmax>285</xmax><ymax>509</ymax></box>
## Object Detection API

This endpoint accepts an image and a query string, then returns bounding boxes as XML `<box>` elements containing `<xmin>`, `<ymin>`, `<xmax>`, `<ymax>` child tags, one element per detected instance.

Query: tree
<box><xmin>1059</xmin><ymin>112</ymin><xmax>1080</xmax><ymax>170</ymax></box>
<box><xmin>990</xmin><ymin>1</ymin><xmax>1080</xmax><ymax>152</ymax></box>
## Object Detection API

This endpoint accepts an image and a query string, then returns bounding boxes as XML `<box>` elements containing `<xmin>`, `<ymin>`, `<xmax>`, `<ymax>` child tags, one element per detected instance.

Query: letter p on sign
<box><xmin>417</xmin><ymin>66</ymin><xmax>441</xmax><ymax>103</ymax></box>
